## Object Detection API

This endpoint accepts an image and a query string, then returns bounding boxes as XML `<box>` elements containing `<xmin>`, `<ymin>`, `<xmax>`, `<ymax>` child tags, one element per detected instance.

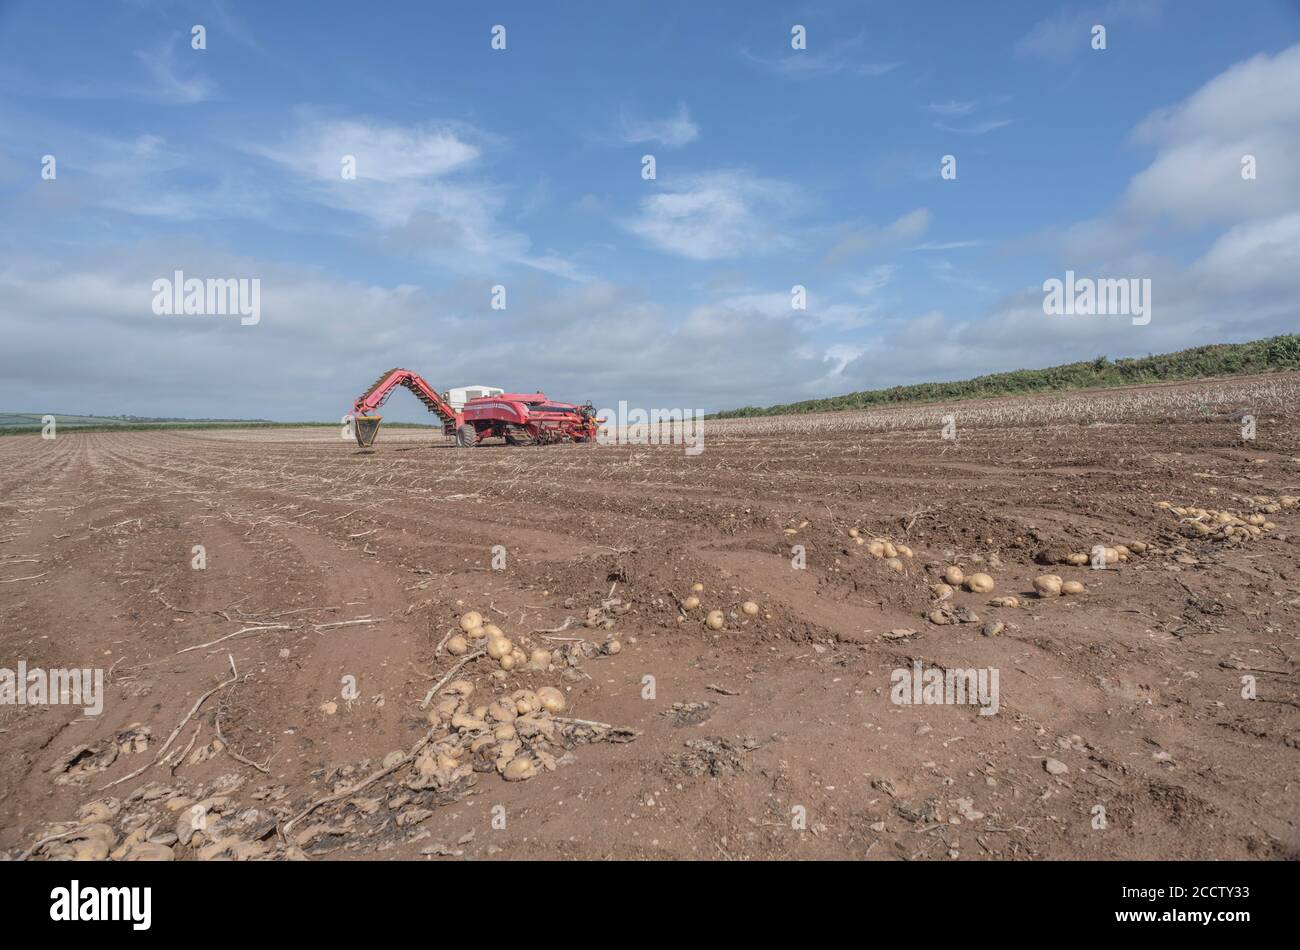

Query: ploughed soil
<box><xmin>1</xmin><ymin>385</ymin><xmax>1298</xmax><ymax>861</ymax></box>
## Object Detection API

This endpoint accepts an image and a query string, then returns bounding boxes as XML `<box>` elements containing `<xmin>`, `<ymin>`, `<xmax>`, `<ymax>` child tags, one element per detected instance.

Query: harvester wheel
<box><xmin>455</xmin><ymin>424</ymin><xmax>477</xmax><ymax>448</ymax></box>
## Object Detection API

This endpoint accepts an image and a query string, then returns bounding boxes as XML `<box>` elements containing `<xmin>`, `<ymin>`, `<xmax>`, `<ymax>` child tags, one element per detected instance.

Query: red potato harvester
<box><xmin>349</xmin><ymin>368</ymin><xmax>601</xmax><ymax>448</ymax></box>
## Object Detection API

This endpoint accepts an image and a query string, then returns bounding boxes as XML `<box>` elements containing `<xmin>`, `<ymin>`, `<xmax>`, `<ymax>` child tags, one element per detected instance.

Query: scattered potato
<box><xmin>451</xmin><ymin>711</ymin><xmax>487</xmax><ymax>732</ymax></box>
<box><xmin>683</xmin><ymin>595</ymin><xmax>700</xmax><ymax>610</ymax></box>
<box><xmin>867</xmin><ymin>540</ymin><xmax>885</xmax><ymax>558</ymax></box>
<box><xmin>459</xmin><ymin>611</ymin><xmax>483</xmax><ymax>632</ymax></box>
<box><xmin>930</xmin><ymin>582</ymin><xmax>954</xmax><ymax>600</ymax></box>
<box><xmin>943</xmin><ymin>566</ymin><xmax>965</xmax><ymax>587</ymax></box>
<box><xmin>964</xmin><ymin>572</ymin><xmax>994</xmax><ymax>593</ymax></box>
<box><xmin>848</xmin><ymin>527</ymin><xmax>860</xmax><ymax>538</ymax></box>
<box><xmin>691</xmin><ymin>582</ymin><xmax>705</xmax><ymax>592</ymax></box>
<box><xmin>741</xmin><ymin>601</ymin><xmax>760</xmax><ymax>615</ymax></box>
<box><xmin>445</xmin><ymin>634</ymin><xmax>469</xmax><ymax>656</ymax></box>
<box><xmin>1034</xmin><ymin>575</ymin><xmax>1063</xmax><ymax>597</ymax></box>
<box><xmin>536</xmin><ymin>686</ymin><xmax>566</xmax><ymax>714</ymax></box>
<box><xmin>503</xmin><ymin>757</ymin><xmax>537</xmax><ymax>782</ymax></box>
<box><xmin>990</xmin><ymin>596</ymin><xmax>1020</xmax><ymax>608</ymax></box>
<box><xmin>886</xmin><ymin>557</ymin><xmax>904</xmax><ymax>573</ymax></box>
<box><xmin>1061</xmin><ymin>580</ymin><xmax>1085</xmax><ymax>595</ymax></box>
<box><xmin>482</xmin><ymin>623</ymin><xmax>504</xmax><ymax>639</ymax></box>
<box><xmin>705</xmin><ymin>610</ymin><xmax>725</xmax><ymax>630</ymax></box>
<box><xmin>529</xmin><ymin>648</ymin><xmax>552</xmax><ymax>667</ymax></box>
<box><xmin>486</xmin><ymin>637</ymin><xmax>513</xmax><ymax>660</ymax></box>
<box><xmin>606</xmin><ymin>639</ymin><xmax>622</xmax><ymax>655</ymax></box>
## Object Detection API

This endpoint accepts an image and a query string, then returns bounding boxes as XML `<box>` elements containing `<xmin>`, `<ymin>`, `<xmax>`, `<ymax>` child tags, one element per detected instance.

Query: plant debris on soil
<box><xmin>2</xmin><ymin>375</ymin><xmax>1298</xmax><ymax>860</ymax></box>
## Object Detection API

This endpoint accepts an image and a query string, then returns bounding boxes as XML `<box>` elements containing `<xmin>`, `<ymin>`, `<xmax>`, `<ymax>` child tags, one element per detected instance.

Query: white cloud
<box><xmin>133</xmin><ymin>39</ymin><xmax>215</xmax><ymax>104</ymax></box>
<box><xmin>934</xmin><ymin>118</ymin><xmax>1012</xmax><ymax>135</ymax></box>
<box><xmin>742</xmin><ymin>34</ymin><xmax>899</xmax><ymax>79</ymax></box>
<box><xmin>623</xmin><ymin>171</ymin><xmax>801</xmax><ymax>261</ymax></box>
<box><xmin>250</xmin><ymin>115</ymin><xmax>579</xmax><ymax>279</ymax></box>
<box><xmin>825</xmin><ymin>208</ymin><xmax>931</xmax><ymax>267</ymax></box>
<box><xmin>928</xmin><ymin>100</ymin><xmax>976</xmax><ymax>116</ymax></box>
<box><xmin>0</xmin><ymin>249</ymin><xmax>831</xmax><ymax>417</ymax></box>
<box><xmin>1015</xmin><ymin>0</ymin><xmax>1162</xmax><ymax>63</ymax></box>
<box><xmin>1122</xmin><ymin>44</ymin><xmax>1300</xmax><ymax>226</ymax></box>
<box><xmin>256</xmin><ymin>118</ymin><xmax>479</xmax><ymax>183</ymax></box>
<box><xmin>616</xmin><ymin>104</ymin><xmax>699</xmax><ymax>147</ymax></box>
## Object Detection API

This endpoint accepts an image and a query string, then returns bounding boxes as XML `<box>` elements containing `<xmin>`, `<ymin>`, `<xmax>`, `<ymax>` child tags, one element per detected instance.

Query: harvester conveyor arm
<box><xmin>352</xmin><ymin>368</ymin><xmax>459</xmax><ymax>423</ymax></box>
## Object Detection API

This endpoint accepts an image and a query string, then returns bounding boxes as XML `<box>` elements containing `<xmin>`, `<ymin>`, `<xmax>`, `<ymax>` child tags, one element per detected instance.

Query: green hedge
<box><xmin>713</xmin><ymin>334</ymin><xmax>1300</xmax><ymax>419</ymax></box>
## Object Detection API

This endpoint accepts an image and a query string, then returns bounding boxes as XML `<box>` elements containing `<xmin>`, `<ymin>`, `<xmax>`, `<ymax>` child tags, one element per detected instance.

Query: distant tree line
<box><xmin>711</xmin><ymin>334</ymin><xmax>1300</xmax><ymax>419</ymax></box>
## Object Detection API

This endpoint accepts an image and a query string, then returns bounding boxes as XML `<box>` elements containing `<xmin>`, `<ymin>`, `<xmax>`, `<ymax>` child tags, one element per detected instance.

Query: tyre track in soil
<box><xmin>2</xmin><ymin>420</ymin><xmax>1298</xmax><ymax>860</ymax></box>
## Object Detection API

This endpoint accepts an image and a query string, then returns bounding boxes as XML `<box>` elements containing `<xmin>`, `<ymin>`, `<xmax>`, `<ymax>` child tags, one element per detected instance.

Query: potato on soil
<box><xmin>487</xmin><ymin>637</ymin><xmax>513</xmax><ymax>660</ymax></box>
<box><xmin>536</xmin><ymin>686</ymin><xmax>566</xmax><ymax>714</ymax></box>
<box><xmin>1061</xmin><ymin>580</ymin><xmax>1085</xmax><ymax>595</ymax></box>
<box><xmin>683</xmin><ymin>595</ymin><xmax>700</xmax><ymax>610</ymax></box>
<box><xmin>990</xmin><ymin>596</ymin><xmax>1019</xmax><ymax>608</ymax></box>
<box><xmin>434</xmin><ymin>697</ymin><xmax>461</xmax><ymax>720</ymax></box>
<box><xmin>445</xmin><ymin>634</ymin><xmax>469</xmax><ymax>656</ymax></box>
<box><xmin>741</xmin><ymin>601</ymin><xmax>760</xmax><ymax>615</ymax></box>
<box><xmin>459</xmin><ymin>611</ymin><xmax>483</xmax><ymax>632</ymax></box>
<box><xmin>488</xmin><ymin>699</ymin><xmax>516</xmax><ymax>722</ymax></box>
<box><xmin>964</xmin><ymin>573</ymin><xmax>994</xmax><ymax>593</ymax></box>
<box><xmin>705</xmin><ymin>610</ymin><xmax>725</xmax><ymax>630</ymax></box>
<box><xmin>605</xmin><ymin>639</ymin><xmax>622</xmax><ymax>654</ymax></box>
<box><xmin>451</xmin><ymin>711</ymin><xmax>487</xmax><ymax>732</ymax></box>
<box><xmin>503</xmin><ymin>757</ymin><xmax>538</xmax><ymax>782</ymax></box>
<box><xmin>930</xmin><ymin>582</ymin><xmax>954</xmax><ymax>600</ymax></box>
<box><xmin>943</xmin><ymin>565</ymin><xmax>965</xmax><ymax>586</ymax></box>
<box><xmin>691</xmin><ymin>582</ymin><xmax>705</xmax><ymax>593</ymax></box>
<box><xmin>886</xmin><ymin>558</ymin><xmax>905</xmax><ymax>573</ymax></box>
<box><xmin>529</xmin><ymin>648</ymin><xmax>552</xmax><ymax>667</ymax></box>
<box><xmin>1034</xmin><ymin>575</ymin><xmax>1063</xmax><ymax>597</ymax></box>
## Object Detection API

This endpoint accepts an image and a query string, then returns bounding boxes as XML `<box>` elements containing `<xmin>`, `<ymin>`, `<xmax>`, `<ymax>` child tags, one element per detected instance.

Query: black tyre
<box><xmin>455</xmin><ymin>424</ymin><xmax>477</xmax><ymax>448</ymax></box>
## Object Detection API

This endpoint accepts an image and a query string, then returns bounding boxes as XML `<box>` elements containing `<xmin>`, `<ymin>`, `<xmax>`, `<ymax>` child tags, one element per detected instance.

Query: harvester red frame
<box><xmin>350</xmin><ymin>368</ymin><xmax>600</xmax><ymax>448</ymax></box>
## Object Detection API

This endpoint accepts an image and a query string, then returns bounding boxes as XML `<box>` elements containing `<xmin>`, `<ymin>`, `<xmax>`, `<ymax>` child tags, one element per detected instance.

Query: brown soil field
<box><xmin>3</xmin><ymin>375</ymin><xmax>1299</xmax><ymax>861</ymax></box>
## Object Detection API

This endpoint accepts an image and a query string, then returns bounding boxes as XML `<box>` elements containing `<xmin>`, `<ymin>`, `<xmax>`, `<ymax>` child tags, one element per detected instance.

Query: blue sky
<box><xmin>2</xmin><ymin>0</ymin><xmax>1298</xmax><ymax>421</ymax></box>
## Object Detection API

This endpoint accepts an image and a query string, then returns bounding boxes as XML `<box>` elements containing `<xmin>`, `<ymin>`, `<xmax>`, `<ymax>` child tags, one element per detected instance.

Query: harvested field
<box><xmin>2</xmin><ymin>375</ymin><xmax>1299</xmax><ymax>861</ymax></box>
